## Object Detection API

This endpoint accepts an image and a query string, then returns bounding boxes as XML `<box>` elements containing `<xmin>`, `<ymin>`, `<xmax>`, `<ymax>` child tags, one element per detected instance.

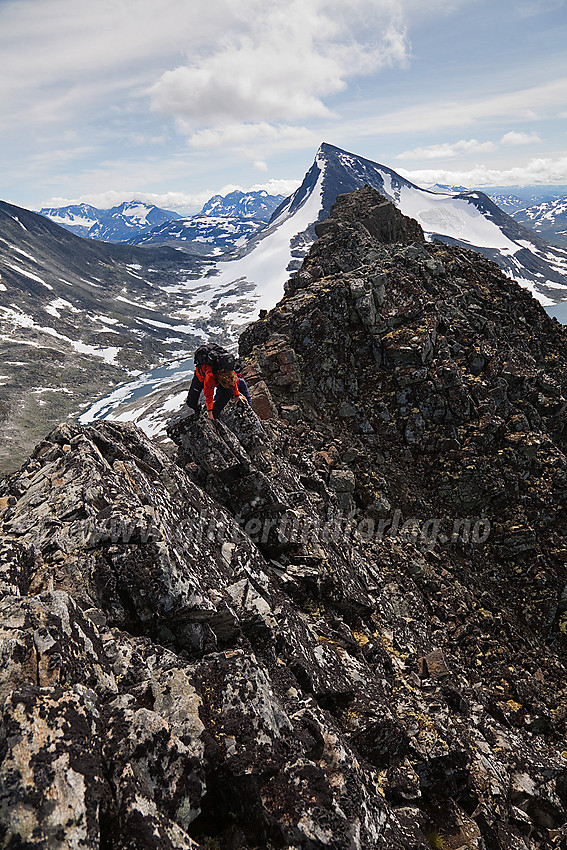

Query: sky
<box><xmin>0</xmin><ymin>0</ymin><xmax>566</xmax><ymax>214</ymax></box>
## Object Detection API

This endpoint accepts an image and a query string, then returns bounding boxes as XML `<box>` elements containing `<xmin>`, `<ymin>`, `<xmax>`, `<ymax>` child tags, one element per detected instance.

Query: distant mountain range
<box><xmin>41</xmin><ymin>180</ymin><xmax>567</xmax><ymax>257</ymax></box>
<box><xmin>39</xmin><ymin>201</ymin><xmax>183</xmax><ymax>242</ymax></box>
<box><xmin>199</xmin><ymin>189</ymin><xmax>285</xmax><ymax>221</ymax></box>
<box><xmin>510</xmin><ymin>199</ymin><xmax>567</xmax><ymax>248</ymax></box>
<box><xmin>486</xmin><ymin>185</ymin><xmax>567</xmax><ymax>206</ymax></box>
<box><xmin>39</xmin><ymin>190</ymin><xmax>285</xmax><ymax>248</ymax></box>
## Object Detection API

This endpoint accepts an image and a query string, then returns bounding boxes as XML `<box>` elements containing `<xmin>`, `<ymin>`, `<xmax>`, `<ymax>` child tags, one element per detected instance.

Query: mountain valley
<box><xmin>0</xmin><ymin>201</ymin><xmax>258</xmax><ymax>472</ymax></box>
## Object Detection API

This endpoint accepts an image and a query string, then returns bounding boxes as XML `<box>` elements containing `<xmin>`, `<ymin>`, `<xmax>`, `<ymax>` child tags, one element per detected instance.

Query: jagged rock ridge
<box><xmin>3</xmin><ymin>188</ymin><xmax>567</xmax><ymax>848</ymax></box>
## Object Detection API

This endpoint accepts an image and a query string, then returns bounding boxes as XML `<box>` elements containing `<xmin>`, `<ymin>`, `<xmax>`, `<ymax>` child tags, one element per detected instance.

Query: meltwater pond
<box><xmin>546</xmin><ymin>302</ymin><xmax>567</xmax><ymax>324</ymax></box>
<box><xmin>78</xmin><ymin>356</ymin><xmax>197</xmax><ymax>425</ymax></box>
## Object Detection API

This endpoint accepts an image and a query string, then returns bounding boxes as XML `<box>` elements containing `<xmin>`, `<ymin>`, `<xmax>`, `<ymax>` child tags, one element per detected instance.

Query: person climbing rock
<box><xmin>186</xmin><ymin>343</ymin><xmax>252</xmax><ymax>420</ymax></box>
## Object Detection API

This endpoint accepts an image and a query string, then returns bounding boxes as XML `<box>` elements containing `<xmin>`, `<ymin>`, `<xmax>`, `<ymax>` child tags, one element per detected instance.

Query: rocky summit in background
<box><xmin>3</xmin><ymin>187</ymin><xmax>567</xmax><ymax>849</ymax></box>
<box><xmin>202</xmin><ymin>144</ymin><xmax>567</xmax><ymax>317</ymax></box>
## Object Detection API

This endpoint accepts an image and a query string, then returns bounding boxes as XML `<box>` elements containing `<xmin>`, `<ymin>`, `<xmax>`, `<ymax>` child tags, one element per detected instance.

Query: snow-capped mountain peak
<box><xmin>208</xmin><ymin>142</ymin><xmax>567</xmax><ymax>310</ymax></box>
<box><xmin>38</xmin><ymin>203</ymin><xmax>102</xmax><ymax>238</ymax></box>
<box><xmin>39</xmin><ymin>201</ymin><xmax>182</xmax><ymax>243</ymax></box>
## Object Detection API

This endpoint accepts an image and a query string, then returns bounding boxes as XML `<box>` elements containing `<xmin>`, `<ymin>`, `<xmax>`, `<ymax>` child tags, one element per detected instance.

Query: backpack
<box><xmin>194</xmin><ymin>343</ymin><xmax>235</xmax><ymax>373</ymax></box>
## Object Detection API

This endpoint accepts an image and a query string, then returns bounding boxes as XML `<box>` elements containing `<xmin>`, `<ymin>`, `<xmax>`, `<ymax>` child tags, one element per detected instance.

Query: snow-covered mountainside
<box><xmin>203</xmin><ymin>142</ymin><xmax>567</xmax><ymax>311</ymax></box>
<box><xmin>199</xmin><ymin>189</ymin><xmax>285</xmax><ymax>221</ymax></box>
<box><xmin>39</xmin><ymin>201</ymin><xmax>182</xmax><ymax>242</ymax></box>
<box><xmin>511</xmin><ymin>198</ymin><xmax>567</xmax><ymax>248</ymax></box>
<box><xmin>0</xmin><ymin>202</ymin><xmax>261</xmax><ymax>471</ymax></box>
<box><xmin>128</xmin><ymin>215</ymin><xmax>266</xmax><ymax>255</ymax></box>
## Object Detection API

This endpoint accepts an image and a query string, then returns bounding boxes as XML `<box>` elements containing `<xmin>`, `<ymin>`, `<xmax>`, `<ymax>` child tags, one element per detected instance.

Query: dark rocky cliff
<box><xmin>2</xmin><ymin>187</ymin><xmax>567</xmax><ymax>849</ymax></box>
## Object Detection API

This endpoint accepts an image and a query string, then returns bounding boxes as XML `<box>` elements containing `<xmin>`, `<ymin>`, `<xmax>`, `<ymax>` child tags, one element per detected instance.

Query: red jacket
<box><xmin>196</xmin><ymin>363</ymin><xmax>241</xmax><ymax>412</ymax></box>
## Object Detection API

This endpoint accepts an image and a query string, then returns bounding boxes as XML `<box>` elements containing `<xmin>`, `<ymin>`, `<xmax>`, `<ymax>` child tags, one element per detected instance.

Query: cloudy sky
<box><xmin>1</xmin><ymin>0</ymin><xmax>566</xmax><ymax>213</ymax></box>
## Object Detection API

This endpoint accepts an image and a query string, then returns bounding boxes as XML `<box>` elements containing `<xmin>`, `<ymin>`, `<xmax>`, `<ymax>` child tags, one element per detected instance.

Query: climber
<box><xmin>186</xmin><ymin>343</ymin><xmax>252</xmax><ymax>421</ymax></box>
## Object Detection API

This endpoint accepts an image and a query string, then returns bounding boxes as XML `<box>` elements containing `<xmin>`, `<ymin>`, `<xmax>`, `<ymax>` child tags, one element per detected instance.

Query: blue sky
<box><xmin>0</xmin><ymin>0</ymin><xmax>565</xmax><ymax>214</ymax></box>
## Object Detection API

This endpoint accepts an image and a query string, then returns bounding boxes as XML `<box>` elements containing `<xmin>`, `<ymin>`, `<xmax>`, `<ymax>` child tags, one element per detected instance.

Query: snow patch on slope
<box><xmin>398</xmin><ymin>189</ymin><xmax>520</xmax><ymax>251</ymax></box>
<box><xmin>206</xmin><ymin>158</ymin><xmax>326</xmax><ymax>312</ymax></box>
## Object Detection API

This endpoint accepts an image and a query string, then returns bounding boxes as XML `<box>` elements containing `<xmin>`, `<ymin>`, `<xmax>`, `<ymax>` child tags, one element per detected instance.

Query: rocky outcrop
<box><xmin>3</xmin><ymin>187</ymin><xmax>567</xmax><ymax>848</ymax></box>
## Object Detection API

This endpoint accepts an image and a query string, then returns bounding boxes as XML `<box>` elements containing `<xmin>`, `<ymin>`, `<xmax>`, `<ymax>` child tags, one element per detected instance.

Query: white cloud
<box><xmin>396</xmin><ymin>138</ymin><xmax>497</xmax><ymax>160</ymax></box>
<box><xmin>517</xmin><ymin>0</ymin><xmax>566</xmax><ymax>18</ymax></box>
<box><xmin>248</xmin><ymin>177</ymin><xmax>301</xmax><ymax>196</ymax></box>
<box><xmin>40</xmin><ymin>189</ymin><xmax>214</xmax><ymax>214</ymax></box>
<box><xmin>3</xmin><ymin>0</ymin><xmax>564</xmax><ymax>211</ymax></box>
<box><xmin>349</xmin><ymin>77</ymin><xmax>567</xmax><ymax>137</ymax></box>
<box><xmin>187</xmin><ymin>123</ymin><xmax>317</xmax><ymax>150</ymax></box>
<box><xmin>40</xmin><ymin>176</ymin><xmax>302</xmax><ymax>214</ymax></box>
<box><xmin>0</xmin><ymin>0</ymin><xmax>411</xmax><ymax>162</ymax></box>
<box><xmin>395</xmin><ymin>132</ymin><xmax>542</xmax><ymax>163</ymax></box>
<box><xmin>149</xmin><ymin>0</ymin><xmax>410</xmax><ymax>132</ymax></box>
<box><xmin>398</xmin><ymin>154</ymin><xmax>567</xmax><ymax>188</ymax></box>
<box><xmin>0</xmin><ymin>0</ymin><xmax>242</xmax><ymax>106</ymax></box>
<box><xmin>500</xmin><ymin>130</ymin><xmax>541</xmax><ymax>145</ymax></box>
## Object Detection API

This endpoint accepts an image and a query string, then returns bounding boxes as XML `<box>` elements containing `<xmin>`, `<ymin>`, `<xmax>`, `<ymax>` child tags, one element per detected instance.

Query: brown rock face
<box><xmin>315</xmin><ymin>184</ymin><xmax>425</xmax><ymax>246</ymax></box>
<box><xmin>3</xmin><ymin>187</ymin><xmax>567</xmax><ymax>849</ymax></box>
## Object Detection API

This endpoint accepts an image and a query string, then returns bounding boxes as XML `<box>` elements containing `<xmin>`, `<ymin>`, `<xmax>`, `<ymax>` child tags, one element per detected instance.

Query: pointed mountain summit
<box><xmin>209</xmin><ymin>143</ymin><xmax>567</xmax><ymax>310</ymax></box>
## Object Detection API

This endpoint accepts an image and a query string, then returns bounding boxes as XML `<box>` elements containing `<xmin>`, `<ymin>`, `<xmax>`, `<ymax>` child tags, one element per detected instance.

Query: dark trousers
<box><xmin>186</xmin><ymin>374</ymin><xmax>251</xmax><ymax>418</ymax></box>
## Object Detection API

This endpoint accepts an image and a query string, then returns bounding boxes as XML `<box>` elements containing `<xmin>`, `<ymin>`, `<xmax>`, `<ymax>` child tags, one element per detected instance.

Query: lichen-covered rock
<box><xmin>0</xmin><ymin>591</ymin><xmax>117</xmax><ymax>704</ymax></box>
<box><xmin>0</xmin><ymin>684</ymin><xmax>105</xmax><ymax>849</ymax></box>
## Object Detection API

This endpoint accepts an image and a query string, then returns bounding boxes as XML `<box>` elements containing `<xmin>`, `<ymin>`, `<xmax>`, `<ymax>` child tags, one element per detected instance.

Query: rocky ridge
<box><xmin>2</xmin><ymin>188</ymin><xmax>567</xmax><ymax>848</ymax></box>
